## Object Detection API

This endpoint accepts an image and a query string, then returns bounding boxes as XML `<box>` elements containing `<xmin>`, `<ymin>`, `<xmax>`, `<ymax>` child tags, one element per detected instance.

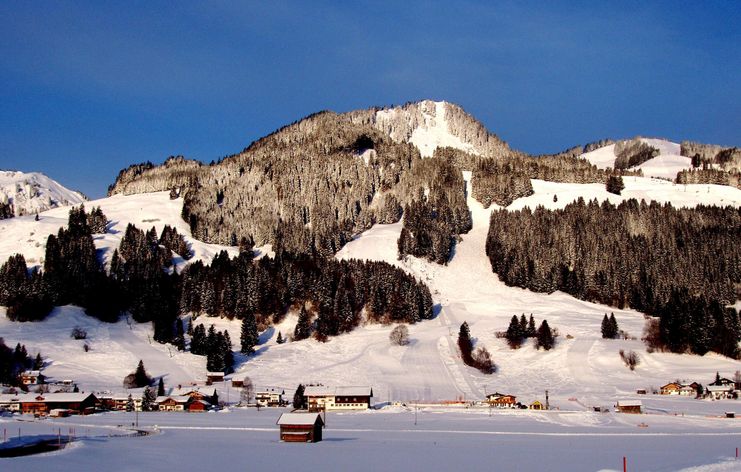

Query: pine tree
<box><xmin>536</xmin><ymin>320</ymin><xmax>555</xmax><ymax>350</ymax></box>
<box><xmin>293</xmin><ymin>384</ymin><xmax>306</xmax><ymax>409</ymax></box>
<box><xmin>506</xmin><ymin>315</ymin><xmax>524</xmax><ymax>349</ymax></box>
<box><xmin>134</xmin><ymin>360</ymin><xmax>152</xmax><ymax>387</ymax></box>
<box><xmin>240</xmin><ymin>313</ymin><xmax>259</xmax><ymax>354</ymax></box>
<box><xmin>142</xmin><ymin>386</ymin><xmax>156</xmax><ymax>411</ymax></box>
<box><xmin>606</xmin><ymin>175</ymin><xmax>625</xmax><ymax>195</ymax></box>
<box><xmin>294</xmin><ymin>306</ymin><xmax>311</xmax><ymax>341</ymax></box>
<box><xmin>519</xmin><ymin>314</ymin><xmax>528</xmax><ymax>335</ymax></box>
<box><xmin>609</xmin><ymin>313</ymin><xmax>619</xmax><ymax>338</ymax></box>
<box><xmin>276</xmin><ymin>331</ymin><xmax>284</xmax><ymax>344</ymax></box>
<box><xmin>157</xmin><ymin>377</ymin><xmax>165</xmax><ymax>396</ymax></box>
<box><xmin>601</xmin><ymin>314</ymin><xmax>613</xmax><ymax>339</ymax></box>
<box><xmin>527</xmin><ymin>314</ymin><xmax>537</xmax><ymax>338</ymax></box>
<box><xmin>33</xmin><ymin>353</ymin><xmax>43</xmax><ymax>370</ymax></box>
<box><xmin>458</xmin><ymin>322</ymin><xmax>473</xmax><ymax>365</ymax></box>
<box><xmin>126</xmin><ymin>394</ymin><xmax>134</xmax><ymax>412</ymax></box>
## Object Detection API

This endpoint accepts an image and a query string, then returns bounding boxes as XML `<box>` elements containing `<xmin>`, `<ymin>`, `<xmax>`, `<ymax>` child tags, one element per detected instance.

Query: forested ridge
<box><xmin>0</xmin><ymin>205</ymin><xmax>433</xmax><ymax>356</ymax></box>
<box><xmin>485</xmin><ymin>198</ymin><xmax>741</xmax><ymax>357</ymax></box>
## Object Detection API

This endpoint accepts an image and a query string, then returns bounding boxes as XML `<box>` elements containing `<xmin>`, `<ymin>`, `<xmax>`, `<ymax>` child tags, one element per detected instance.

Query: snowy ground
<box><xmin>2</xmin><ymin>408</ymin><xmax>741</xmax><ymax>472</ymax></box>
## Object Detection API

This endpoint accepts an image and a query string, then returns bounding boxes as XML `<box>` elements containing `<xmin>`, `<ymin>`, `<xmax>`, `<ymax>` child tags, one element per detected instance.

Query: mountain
<box><xmin>0</xmin><ymin>170</ymin><xmax>86</xmax><ymax>218</ymax></box>
<box><xmin>1</xmin><ymin>99</ymin><xmax>740</xmax><ymax>405</ymax></box>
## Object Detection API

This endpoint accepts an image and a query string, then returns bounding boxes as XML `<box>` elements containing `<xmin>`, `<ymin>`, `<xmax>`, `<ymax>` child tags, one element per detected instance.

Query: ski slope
<box><xmin>580</xmin><ymin>138</ymin><xmax>692</xmax><ymax>180</ymax></box>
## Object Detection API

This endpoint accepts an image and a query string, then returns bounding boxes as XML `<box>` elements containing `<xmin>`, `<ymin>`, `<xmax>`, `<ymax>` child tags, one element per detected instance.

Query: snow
<box><xmin>1</xmin><ymin>167</ymin><xmax>741</xmax><ymax>469</ymax></box>
<box><xmin>0</xmin><ymin>170</ymin><xmax>86</xmax><ymax>217</ymax></box>
<box><xmin>2</xmin><ymin>408</ymin><xmax>741</xmax><ymax>471</ymax></box>
<box><xmin>408</xmin><ymin>101</ymin><xmax>479</xmax><ymax>158</ymax></box>
<box><xmin>580</xmin><ymin>139</ymin><xmax>694</xmax><ymax>180</ymax></box>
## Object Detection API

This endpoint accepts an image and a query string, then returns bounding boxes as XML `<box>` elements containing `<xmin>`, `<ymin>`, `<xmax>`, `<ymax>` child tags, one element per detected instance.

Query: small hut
<box><xmin>277</xmin><ymin>413</ymin><xmax>325</xmax><ymax>442</ymax></box>
<box><xmin>616</xmin><ymin>400</ymin><xmax>642</xmax><ymax>414</ymax></box>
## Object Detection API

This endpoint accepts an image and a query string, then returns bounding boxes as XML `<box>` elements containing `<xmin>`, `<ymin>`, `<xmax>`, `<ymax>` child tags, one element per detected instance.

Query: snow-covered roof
<box><xmin>0</xmin><ymin>392</ymin><xmax>94</xmax><ymax>403</ymax></box>
<box><xmin>304</xmin><ymin>386</ymin><xmax>372</xmax><ymax>397</ymax></box>
<box><xmin>21</xmin><ymin>370</ymin><xmax>41</xmax><ymax>376</ymax></box>
<box><xmin>335</xmin><ymin>386</ymin><xmax>372</xmax><ymax>397</ymax></box>
<box><xmin>172</xmin><ymin>386</ymin><xmax>216</xmax><ymax>397</ymax></box>
<box><xmin>617</xmin><ymin>400</ymin><xmax>642</xmax><ymax>407</ymax></box>
<box><xmin>706</xmin><ymin>385</ymin><xmax>734</xmax><ymax>392</ymax></box>
<box><xmin>276</xmin><ymin>413</ymin><xmax>324</xmax><ymax>426</ymax></box>
<box><xmin>303</xmin><ymin>386</ymin><xmax>335</xmax><ymax>397</ymax></box>
<box><xmin>157</xmin><ymin>395</ymin><xmax>190</xmax><ymax>404</ymax></box>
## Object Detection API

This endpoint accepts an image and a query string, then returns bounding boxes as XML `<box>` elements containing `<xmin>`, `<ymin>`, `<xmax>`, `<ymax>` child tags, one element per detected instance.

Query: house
<box><xmin>171</xmin><ymin>386</ymin><xmax>218</xmax><ymax>405</ymax></box>
<box><xmin>660</xmin><ymin>382</ymin><xmax>696</xmax><ymax>396</ymax></box>
<box><xmin>206</xmin><ymin>372</ymin><xmax>224</xmax><ymax>385</ymax></box>
<box><xmin>231</xmin><ymin>379</ymin><xmax>244</xmax><ymax>388</ymax></box>
<box><xmin>660</xmin><ymin>383</ymin><xmax>683</xmax><ymax>395</ymax></box>
<box><xmin>277</xmin><ymin>413</ymin><xmax>324</xmax><ymax>442</ymax></box>
<box><xmin>186</xmin><ymin>399</ymin><xmax>211</xmax><ymax>412</ymax></box>
<box><xmin>486</xmin><ymin>393</ymin><xmax>517</xmax><ymax>408</ymax></box>
<box><xmin>529</xmin><ymin>400</ymin><xmax>546</xmax><ymax>410</ymax></box>
<box><xmin>255</xmin><ymin>389</ymin><xmax>284</xmax><ymax>407</ymax></box>
<box><xmin>706</xmin><ymin>384</ymin><xmax>735</xmax><ymax>400</ymax></box>
<box><xmin>2</xmin><ymin>393</ymin><xmax>98</xmax><ymax>416</ymax></box>
<box><xmin>616</xmin><ymin>400</ymin><xmax>642</xmax><ymax>414</ymax></box>
<box><xmin>20</xmin><ymin>371</ymin><xmax>45</xmax><ymax>385</ymax></box>
<box><xmin>98</xmin><ymin>393</ymin><xmax>143</xmax><ymax>411</ymax></box>
<box><xmin>156</xmin><ymin>395</ymin><xmax>190</xmax><ymax>411</ymax></box>
<box><xmin>707</xmin><ymin>376</ymin><xmax>737</xmax><ymax>400</ymax></box>
<box><xmin>304</xmin><ymin>386</ymin><xmax>373</xmax><ymax>411</ymax></box>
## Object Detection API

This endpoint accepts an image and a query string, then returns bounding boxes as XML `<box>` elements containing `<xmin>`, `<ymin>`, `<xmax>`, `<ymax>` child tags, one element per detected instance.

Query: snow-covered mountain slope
<box><xmin>580</xmin><ymin>138</ymin><xmax>692</xmax><ymax>180</ymax></box>
<box><xmin>0</xmin><ymin>191</ymin><xmax>241</xmax><ymax>270</ymax></box>
<box><xmin>369</xmin><ymin>100</ymin><xmax>512</xmax><ymax>158</ymax></box>
<box><xmin>0</xmin><ymin>170</ymin><xmax>86</xmax><ymax>217</ymax></box>
<box><xmin>1</xmin><ymin>177</ymin><xmax>740</xmax><ymax>408</ymax></box>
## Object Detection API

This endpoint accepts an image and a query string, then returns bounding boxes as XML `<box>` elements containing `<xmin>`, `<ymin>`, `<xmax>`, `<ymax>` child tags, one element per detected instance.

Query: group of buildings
<box><xmin>656</xmin><ymin>375</ymin><xmax>739</xmax><ymax>400</ymax></box>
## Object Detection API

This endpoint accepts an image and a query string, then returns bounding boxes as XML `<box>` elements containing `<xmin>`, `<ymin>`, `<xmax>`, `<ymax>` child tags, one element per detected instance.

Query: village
<box><xmin>2</xmin><ymin>366</ymin><xmax>741</xmax><ymax>443</ymax></box>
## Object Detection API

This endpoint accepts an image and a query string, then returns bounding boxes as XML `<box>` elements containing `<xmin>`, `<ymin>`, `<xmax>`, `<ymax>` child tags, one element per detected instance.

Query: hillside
<box><xmin>1</xmin><ymin>172</ymin><xmax>739</xmax><ymax>408</ymax></box>
<box><xmin>0</xmin><ymin>170</ymin><xmax>86</xmax><ymax>218</ymax></box>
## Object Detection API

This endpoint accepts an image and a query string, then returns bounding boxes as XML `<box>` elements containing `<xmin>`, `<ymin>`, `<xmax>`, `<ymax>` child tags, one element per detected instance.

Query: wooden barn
<box><xmin>616</xmin><ymin>400</ymin><xmax>642</xmax><ymax>414</ymax></box>
<box><xmin>277</xmin><ymin>413</ymin><xmax>325</xmax><ymax>443</ymax></box>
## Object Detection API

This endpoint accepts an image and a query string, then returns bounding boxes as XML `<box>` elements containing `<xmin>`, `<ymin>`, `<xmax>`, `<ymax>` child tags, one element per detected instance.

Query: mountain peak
<box><xmin>0</xmin><ymin>170</ymin><xmax>86</xmax><ymax>217</ymax></box>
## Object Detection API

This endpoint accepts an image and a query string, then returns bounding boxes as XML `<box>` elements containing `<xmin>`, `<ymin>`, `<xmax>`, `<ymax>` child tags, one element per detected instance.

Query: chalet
<box><xmin>660</xmin><ymin>382</ymin><xmax>696</xmax><ymax>396</ymax></box>
<box><xmin>304</xmin><ymin>386</ymin><xmax>373</xmax><ymax>411</ymax></box>
<box><xmin>707</xmin><ymin>376</ymin><xmax>737</xmax><ymax>400</ymax></box>
<box><xmin>706</xmin><ymin>384</ymin><xmax>735</xmax><ymax>400</ymax></box>
<box><xmin>616</xmin><ymin>400</ymin><xmax>642</xmax><ymax>414</ymax></box>
<box><xmin>486</xmin><ymin>393</ymin><xmax>517</xmax><ymax>408</ymax></box>
<box><xmin>156</xmin><ymin>395</ymin><xmax>190</xmax><ymax>411</ymax></box>
<box><xmin>171</xmin><ymin>386</ymin><xmax>218</xmax><ymax>405</ymax></box>
<box><xmin>0</xmin><ymin>393</ymin><xmax>98</xmax><ymax>416</ymax></box>
<box><xmin>277</xmin><ymin>413</ymin><xmax>324</xmax><ymax>443</ymax></box>
<box><xmin>98</xmin><ymin>393</ymin><xmax>143</xmax><ymax>411</ymax></box>
<box><xmin>20</xmin><ymin>371</ymin><xmax>45</xmax><ymax>385</ymax></box>
<box><xmin>206</xmin><ymin>372</ymin><xmax>224</xmax><ymax>385</ymax></box>
<box><xmin>256</xmin><ymin>389</ymin><xmax>284</xmax><ymax>407</ymax></box>
<box><xmin>529</xmin><ymin>400</ymin><xmax>546</xmax><ymax>410</ymax></box>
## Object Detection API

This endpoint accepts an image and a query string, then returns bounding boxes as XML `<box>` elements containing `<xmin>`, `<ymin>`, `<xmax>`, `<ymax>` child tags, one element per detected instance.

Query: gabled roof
<box><xmin>21</xmin><ymin>371</ymin><xmax>42</xmax><ymax>376</ymax></box>
<box><xmin>276</xmin><ymin>413</ymin><xmax>324</xmax><ymax>426</ymax></box>
<box><xmin>304</xmin><ymin>386</ymin><xmax>373</xmax><ymax>397</ymax></box>
<box><xmin>156</xmin><ymin>395</ymin><xmax>190</xmax><ymax>404</ymax></box>
<box><xmin>617</xmin><ymin>400</ymin><xmax>642</xmax><ymax>407</ymax></box>
<box><xmin>172</xmin><ymin>386</ymin><xmax>217</xmax><ymax>397</ymax></box>
<box><xmin>303</xmin><ymin>386</ymin><xmax>335</xmax><ymax>397</ymax></box>
<box><xmin>335</xmin><ymin>387</ymin><xmax>373</xmax><ymax>397</ymax></box>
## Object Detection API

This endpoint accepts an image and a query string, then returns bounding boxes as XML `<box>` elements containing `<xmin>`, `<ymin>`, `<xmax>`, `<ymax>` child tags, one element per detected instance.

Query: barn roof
<box><xmin>276</xmin><ymin>413</ymin><xmax>324</xmax><ymax>426</ymax></box>
<box><xmin>617</xmin><ymin>400</ymin><xmax>642</xmax><ymax>407</ymax></box>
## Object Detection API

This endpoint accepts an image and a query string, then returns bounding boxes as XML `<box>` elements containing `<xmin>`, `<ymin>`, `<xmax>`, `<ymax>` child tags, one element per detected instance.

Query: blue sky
<box><xmin>1</xmin><ymin>1</ymin><xmax>739</xmax><ymax>198</ymax></box>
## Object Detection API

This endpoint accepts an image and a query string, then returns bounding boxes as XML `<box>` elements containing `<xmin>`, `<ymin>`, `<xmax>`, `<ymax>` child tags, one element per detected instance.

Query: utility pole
<box><xmin>545</xmin><ymin>390</ymin><xmax>550</xmax><ymax>411</ymax></box>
